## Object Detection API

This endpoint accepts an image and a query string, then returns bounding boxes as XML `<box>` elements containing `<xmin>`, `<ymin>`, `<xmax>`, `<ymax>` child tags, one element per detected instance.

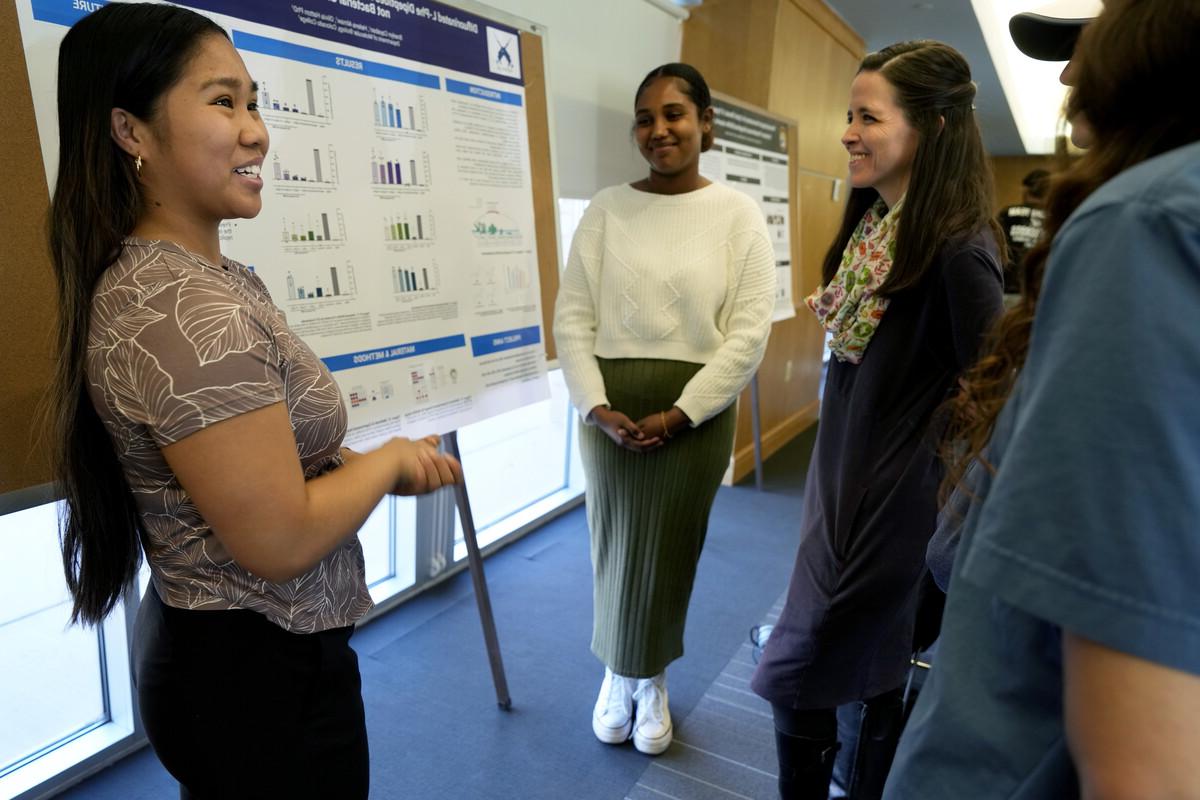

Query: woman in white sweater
<box><xmin>553</xmin><ymin>63</ymin><xmax>775</xmax><ymax>755</ymax></box>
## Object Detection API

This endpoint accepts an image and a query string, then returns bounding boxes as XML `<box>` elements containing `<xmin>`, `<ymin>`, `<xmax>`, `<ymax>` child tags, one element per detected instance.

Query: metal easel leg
<box><xmin>751</xmin><ymin>372</ymin><xmax>764</xmax><ymax>491</ymax></box>
<box><xmin>443</xmin><ymin>430</ymin><xmax>513</xmax><ymax>710</ymax></box>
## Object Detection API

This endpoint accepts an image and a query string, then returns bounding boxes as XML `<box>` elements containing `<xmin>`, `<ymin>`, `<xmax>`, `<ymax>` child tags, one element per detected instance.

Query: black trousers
<box><xmin>133</xmin><ymin>586</ymin><xmax>369</xmax><ymax>800</ymax></box>
<box><xmin>771</xmin><ymin>687</ymin><xmax>905</xmax><ymax>800</ymax></box>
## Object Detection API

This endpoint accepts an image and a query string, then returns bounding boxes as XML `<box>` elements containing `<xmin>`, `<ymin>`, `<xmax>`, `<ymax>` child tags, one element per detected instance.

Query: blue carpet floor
<box><xmin>626</xmin><ymin>592</ymin><xmax>787</xmax><ymax>800</ymax></box>
<box><xmin>58</xmin><ymin>428</ymin><xmax>814</xmax><ymax>799</ymax></box>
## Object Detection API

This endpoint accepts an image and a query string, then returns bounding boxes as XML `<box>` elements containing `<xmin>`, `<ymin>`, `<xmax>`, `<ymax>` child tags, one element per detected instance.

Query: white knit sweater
<box><xmin>553</xmin><ymin>182</ymin><xmax>776</xmax><ymax>425</ymax></box>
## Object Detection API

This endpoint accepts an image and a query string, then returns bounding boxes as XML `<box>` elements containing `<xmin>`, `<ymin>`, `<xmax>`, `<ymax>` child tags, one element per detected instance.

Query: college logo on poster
<box><xmin>486</xmin><ymin>26</ymin><xmax>521</xmax><ymax>79</ymax></box>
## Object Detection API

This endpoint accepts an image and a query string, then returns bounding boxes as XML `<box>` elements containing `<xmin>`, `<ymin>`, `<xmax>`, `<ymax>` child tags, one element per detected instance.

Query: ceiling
<box><xmin>822</xmin><ymin>0</ymin><xmax>1026</xmax><ymax>155</ymax></box>
<box><xmin>666</xmin><ymin>0</ymin><xmax>1035</xmax><ymax>154</ymax></box>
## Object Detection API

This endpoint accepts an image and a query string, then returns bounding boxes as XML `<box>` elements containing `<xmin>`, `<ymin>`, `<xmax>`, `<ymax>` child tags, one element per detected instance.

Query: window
<box><xmin>0</xmin><ymin>500</ymin><xmax>135</xmax><ymax>799</ymax></box>
<box><xmin>360</xmin><ymin>495</ymin><xmax>395</xmax><ymax>587</ymax></box>
<box><xmin>364</xmin><ymin>495</ymin><xmax>418</xmax><ymax>603</ymax></box>
<box><xmin>453</xmin><ymin>368</ymin><xmax>584</xmax><ymax>558</ymax></box>
<box><xmin>0</xmin><ymin>501</ymin><xmax>105</xmax><ymax>777</ymax></box>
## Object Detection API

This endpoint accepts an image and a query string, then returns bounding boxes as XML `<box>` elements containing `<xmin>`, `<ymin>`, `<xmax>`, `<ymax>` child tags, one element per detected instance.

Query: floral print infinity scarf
<box><xmin>805</xmin><ymin>197</ymin><xmax>903</xmax><ymax>364</ymax></box>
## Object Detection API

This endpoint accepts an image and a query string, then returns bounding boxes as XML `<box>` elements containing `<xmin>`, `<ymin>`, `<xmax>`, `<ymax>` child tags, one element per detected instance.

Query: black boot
<box><xmin>842</xmin><ymin>689</ymin><xmax>905</xmax><ymax>800</ymax></box>
<box><xmin>774</xmin><ymin>727</ymin><xmax>840</xmax><ymax>800</ymax></box>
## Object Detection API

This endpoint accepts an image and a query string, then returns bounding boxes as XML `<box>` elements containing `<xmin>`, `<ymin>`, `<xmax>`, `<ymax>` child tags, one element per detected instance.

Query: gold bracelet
<box><xmin>660</xmin><ymin>410</ymin><xmax>672</xmax><ymax>438</ymax></box>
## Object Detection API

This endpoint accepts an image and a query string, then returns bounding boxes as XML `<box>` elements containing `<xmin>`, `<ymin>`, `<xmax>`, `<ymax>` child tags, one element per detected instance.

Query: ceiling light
<box><xmin>971</xmin><ymin>0</ymin><xmax>1100</xmax><ymax>154</ymax></box>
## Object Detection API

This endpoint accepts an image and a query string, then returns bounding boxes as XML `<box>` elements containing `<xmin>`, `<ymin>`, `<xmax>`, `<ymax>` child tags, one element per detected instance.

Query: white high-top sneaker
<box><xmin>592</xmin><ymin>667</ymin><xmax>635</xmax><ymax>744</ymax></box>
<box><xmin>632</xmin><ymin>671</ymin><xmax>673</xmax><ymax>755</ymax></box>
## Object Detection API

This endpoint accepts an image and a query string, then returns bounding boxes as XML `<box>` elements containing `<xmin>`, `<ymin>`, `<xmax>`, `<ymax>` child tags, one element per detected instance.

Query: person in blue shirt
<box><xmin>884</xmin><ymin>1</ymin><xmax>1200</xmax><ymax>797</ymax></box>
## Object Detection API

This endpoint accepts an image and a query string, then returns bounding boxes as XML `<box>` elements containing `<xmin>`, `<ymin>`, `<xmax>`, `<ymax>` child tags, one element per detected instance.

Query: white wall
<box><xmin>476</xmin><ymin>0</ymin><xmax>683</xmax><ymax>200</ymax></box>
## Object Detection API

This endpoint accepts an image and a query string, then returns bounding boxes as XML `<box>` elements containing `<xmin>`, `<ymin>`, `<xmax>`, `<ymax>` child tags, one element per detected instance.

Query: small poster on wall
<box><xmin>700</xmin><ymin>95</ymin><xmax>796</xmax><ymax>322</ymax></box>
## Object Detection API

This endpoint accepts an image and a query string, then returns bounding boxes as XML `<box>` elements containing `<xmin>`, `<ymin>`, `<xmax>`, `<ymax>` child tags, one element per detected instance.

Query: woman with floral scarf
<box><xmin>750</xmin><ymin>40</ymin><xmax>1004</xmax><ymax>800</ymax></box>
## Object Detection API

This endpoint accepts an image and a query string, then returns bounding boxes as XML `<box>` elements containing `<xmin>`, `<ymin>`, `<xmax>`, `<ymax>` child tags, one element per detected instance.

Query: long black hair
<box><xmin>823</xmin><ymin>41</ymin><xmax>1004</xmax><ymax>293</ymax></box>
<box><xmin>50</xmin><ymin>3</ymin><xmax>227</xmax><ymax>625</ymax></box>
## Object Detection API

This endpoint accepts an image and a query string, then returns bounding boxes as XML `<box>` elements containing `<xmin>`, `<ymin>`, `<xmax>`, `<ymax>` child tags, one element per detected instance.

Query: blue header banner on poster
<box><xmin>323</xmin><ymin>334</ymin><xmax>467</xmax><ymax>372</ymax></box>
<box><xmin>470</xmin><ymin>326</ymin><xmax>541</xmax><ymax>356</ymax></box>
<box><xmin>445</xmin><ymin>79</ymin><xmax>523</xmax><ymax>107</ymax></box>
<box><xmin>32</xmin><ymin>0</ymin><xmax>524</xmax><ymax>86</ymax></box>
<box><xmin>233</xmin><ymin>31</ymin><xmax>440</xmax><ymax>89</ymax></box>
<box><xmin>31</xmin><ymin>0</ymin><xmax>105</xmax><ymax>27</ymax></box>
<box><xmin>188</xmin><ymin>0</ymin><xmax>525</xmax><ymax>86</ymax></box>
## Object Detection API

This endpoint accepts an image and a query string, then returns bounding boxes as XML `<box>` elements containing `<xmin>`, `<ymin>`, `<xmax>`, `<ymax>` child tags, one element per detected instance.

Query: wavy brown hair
<box><xmin>824</xmin><ymin>40</ymin><xmax>1004</xmax><ymax>293</ymax></box>
<box><xmin>941</xmin><ymin>0</ymin><xmax>1200</xmax><ymax>500</ymax></box>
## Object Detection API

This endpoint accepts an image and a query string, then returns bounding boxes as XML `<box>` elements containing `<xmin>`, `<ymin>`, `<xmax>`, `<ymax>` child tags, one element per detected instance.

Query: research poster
<box><xmin>700</xmin><ymin>97</ymin><xmax>796</xmax><ymax>322</ymax></box>
<box><xmin>16</xmin><ymin>0</ymin><xmax>550</xmax><ymax>447</ymax></box>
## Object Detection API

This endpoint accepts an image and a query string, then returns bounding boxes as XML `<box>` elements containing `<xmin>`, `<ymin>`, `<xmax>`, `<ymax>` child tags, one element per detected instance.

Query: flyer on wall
<box><xmin>15</xmin><ymin>0</ymin><xmax>550</xmax><ymax>447</ymax></box>
<box><xmin>700</xmin><ymin>97</ymin><xmax>796</xmax><ymax>322</ymax></box>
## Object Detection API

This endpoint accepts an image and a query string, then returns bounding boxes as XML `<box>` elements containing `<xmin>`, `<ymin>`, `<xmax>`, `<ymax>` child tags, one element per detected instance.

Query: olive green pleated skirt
<box><xmin>580</xmin><ymin>357</ymin><xmax>736</xmax><ymax>678</ymax></box>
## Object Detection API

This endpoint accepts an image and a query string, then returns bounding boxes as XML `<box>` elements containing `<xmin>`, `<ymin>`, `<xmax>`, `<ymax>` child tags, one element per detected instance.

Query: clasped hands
<box><xmin>588</xmin><ymin>405</ymin><xmax>690</xmax><ymax>452</ymax></box>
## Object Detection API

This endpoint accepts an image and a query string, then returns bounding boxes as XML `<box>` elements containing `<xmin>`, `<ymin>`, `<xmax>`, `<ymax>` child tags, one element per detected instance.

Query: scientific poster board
<box><xmin>12</xmin><ymin>0</ymin><xmax>553</xmax><ymax>453</ymax></box>
<box><xmin>699</xmin><ymin>92</ymin><xmax>796</xmax><ymax>322</ymax></box>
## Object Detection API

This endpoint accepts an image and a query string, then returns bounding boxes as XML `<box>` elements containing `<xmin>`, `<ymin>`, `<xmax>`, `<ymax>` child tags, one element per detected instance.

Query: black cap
<box><xmin>1009</xmin><ymin>9</ymin><xmax>1094</xmax><ymax>61</ymax></box>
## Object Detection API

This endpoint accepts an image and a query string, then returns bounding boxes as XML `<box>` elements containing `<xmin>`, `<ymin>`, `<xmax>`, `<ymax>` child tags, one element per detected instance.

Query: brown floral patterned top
<box><xmin>86</xmin><ymin>237</ymin><xmax>372</xmax><ymax>633</ymax></box>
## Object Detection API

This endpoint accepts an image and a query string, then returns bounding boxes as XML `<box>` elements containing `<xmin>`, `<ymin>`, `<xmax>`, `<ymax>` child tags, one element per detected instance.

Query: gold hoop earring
<box><xmin>135</xmin><ymin>155</ymin><xmax>143</xmax><ymax>175</ymax></box>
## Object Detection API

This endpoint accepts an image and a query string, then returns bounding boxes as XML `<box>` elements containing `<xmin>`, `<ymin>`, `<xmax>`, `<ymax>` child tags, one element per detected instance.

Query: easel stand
<box><xmin>443</xmin><ymin>430</ymin><xmax>513</xmax><ymax>710</ymax></box>
<box><xmin>750</xmin><ymin>372</ymin><xmax>764</xmax><ymax>491</ymax></box>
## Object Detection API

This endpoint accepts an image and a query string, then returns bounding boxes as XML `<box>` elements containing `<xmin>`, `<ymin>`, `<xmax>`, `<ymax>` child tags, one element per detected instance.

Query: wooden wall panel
<box><xmin>783</xmin><ymin>0</ymin><xmax>864</xmax><ymax>55</ymax></box>
<box><xmin>680</xmin><ymin>0</ymin><xmax>778</xmax><ymax>109</ymax></box>
<box><xmin>796</xmin><ymin>175</ymin><xmax>843</xmax><ymax>307</ymax></box>
<box><xmin>521</xmin><ymin>31</ymin><xmax>560</xmax><ymax>362</ymax></box>
<box><xmin>1</xmin><ymin>0</ymin><xmax>56</xmax><ymax>496</ymax></box>
<box><xmin>768</xmin><ymin>0</ymin><xmax>862</xmax><ymax>177</ymax></box>
<box><xmin>684</xmin><ymin>0</ymin><xmax>863</xmax><ymax>480</ymax></box>
<box><xmin>729</xmin><ymin>172</ymin><xmax>845</xmax><ymax>477</ymax></box>
<box><xmin>991</xmin><ymin>154</ymin><xmax>1064</xmax><ymax>211</ymax></box>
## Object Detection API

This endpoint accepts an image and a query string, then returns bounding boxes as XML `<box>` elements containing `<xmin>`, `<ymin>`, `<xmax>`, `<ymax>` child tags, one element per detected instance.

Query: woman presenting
<box><xmin>554</xmin><ymin>63</ymin><xmax>775</xmax><ymax>756</ymax></box>
<box><xmin>49</xmin><ymin>5</ymin><xmax>461</xmax><ymax>797</ymax></box>
<box><xmin>750</xmin><ymin>41</ymin><xmax>1004</xmax><ymax>799</ymax></box>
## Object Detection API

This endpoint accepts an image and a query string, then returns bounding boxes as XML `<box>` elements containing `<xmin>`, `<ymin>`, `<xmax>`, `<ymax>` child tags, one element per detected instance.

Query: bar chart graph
<box><xmin>504</xmin><ymin>265</ymin><xmax>532</xmax><ymax>291</ymax></box>
<box><xmin>272</xmin><ymin>146</ymin><xmax>339</xmax><ymax>187</ymax></box>
<box><xmin>259</xmin><ymin>76</ymin><xmax>333</xmax><ymax>121</ymax></box>
<box><xmin>285</xmin><ymin>261</ymin><xmax>358</xmax><ymax>301</ymax></box>
<box><xmin>281</xmin><ymin>209</ymin><xmax>347</xmax><ymax>245</ymax></box>
<box><xmin>383</xmin><ymin>211</ymin><xmax>435</xmax><ymax>242</ymax></box>
<box><xmin>370</xmin><ymin>148</ymin><xmax>431</xmax><ymax>187</ymax></box>
<box><xmin>392</xmin><ymin>262</ymin><xmax>440</xmax><ymax>295</ymax></box>
<box><xmin>373</xmin><ymin>90</ymin><xmax>428</xmax><ymax>132</ymax></box>
<box><xmin>470</xmin><ymin>263</ymin><xmax>535</xmax><ymax>310</ymax></box>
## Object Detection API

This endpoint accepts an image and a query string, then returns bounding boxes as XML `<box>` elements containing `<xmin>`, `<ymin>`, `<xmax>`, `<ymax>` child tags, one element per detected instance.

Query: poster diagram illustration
<box><xmin>471</xmin><ymin>209</ymin><xmax>522</xmax><ymax>244</ymax></box>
